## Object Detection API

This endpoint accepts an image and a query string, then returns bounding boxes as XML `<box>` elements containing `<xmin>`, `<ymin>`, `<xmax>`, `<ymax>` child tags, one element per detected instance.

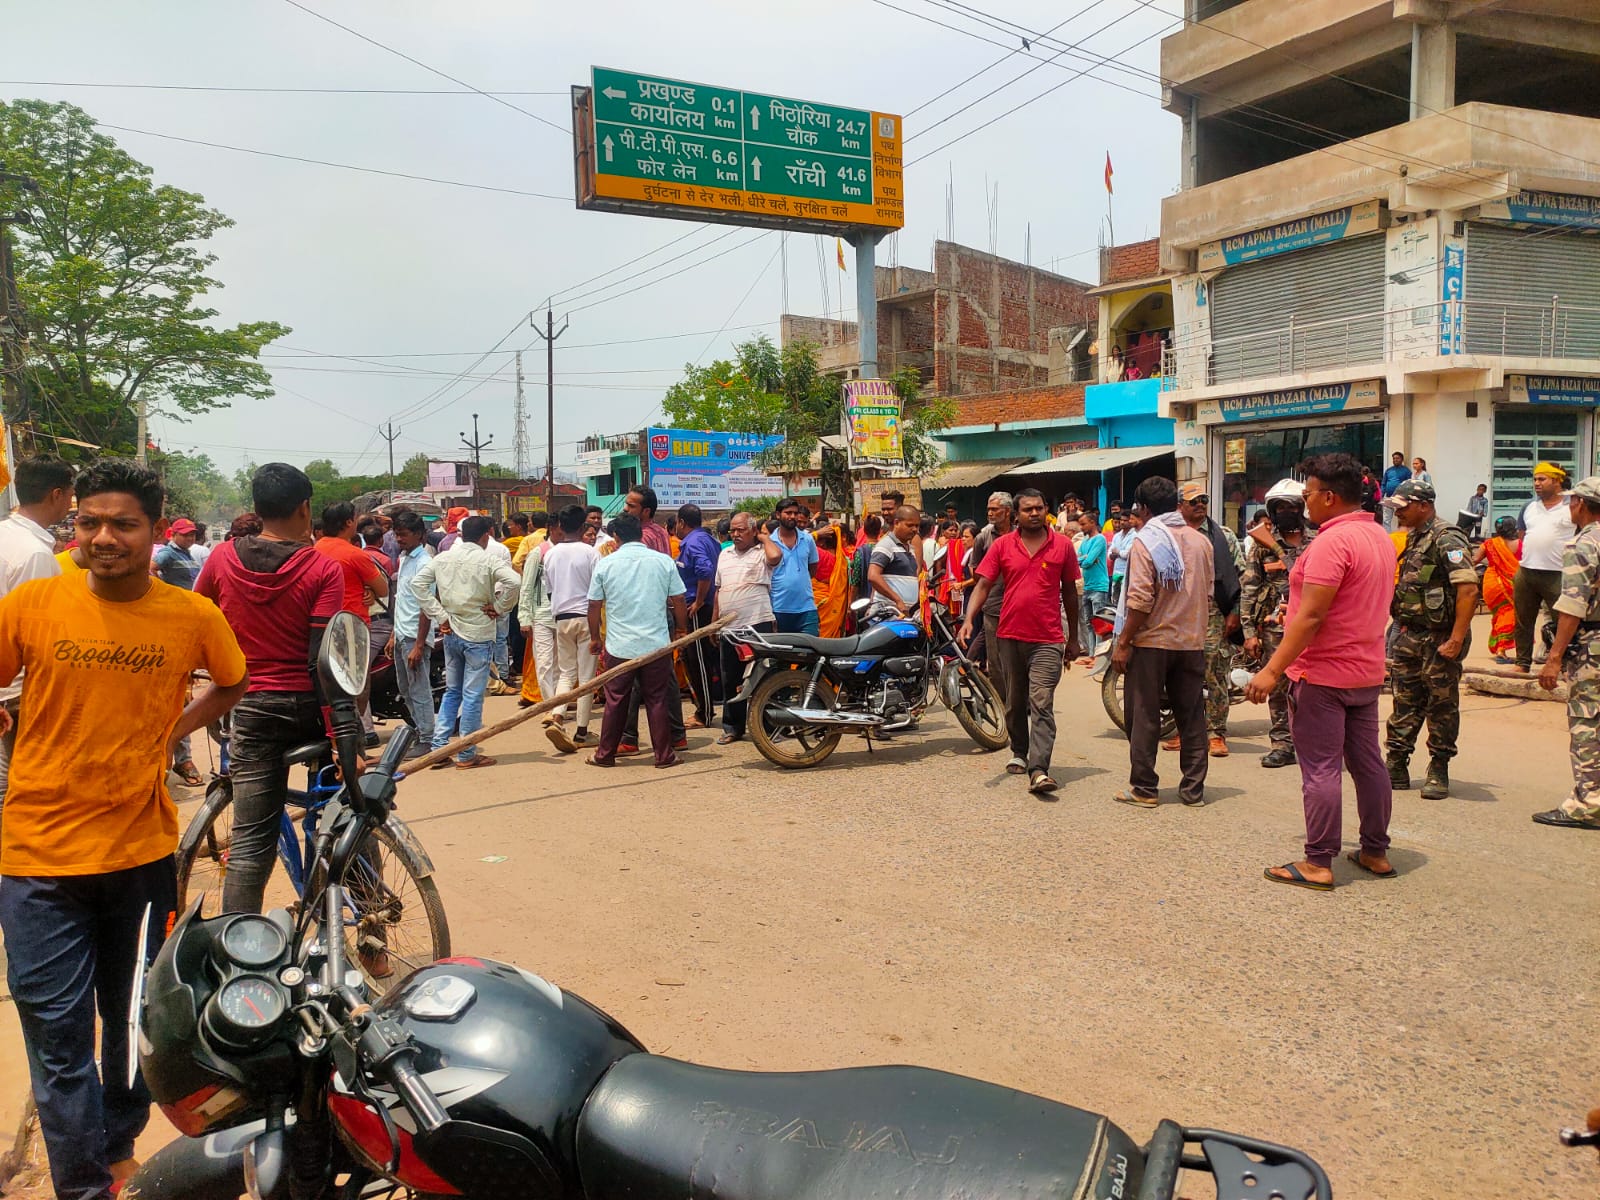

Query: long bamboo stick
<box><xmin>400</xmin><ymin>616</ymin><xmax>735</xmax><ymax>772</ymax></box>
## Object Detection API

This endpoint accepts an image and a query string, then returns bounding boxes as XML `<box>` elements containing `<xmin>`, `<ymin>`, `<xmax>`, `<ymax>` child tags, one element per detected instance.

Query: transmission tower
<box><xmin>512</xmin><ymin>350</ymin><xmax>531</xmax><ymax>479</ymax></box>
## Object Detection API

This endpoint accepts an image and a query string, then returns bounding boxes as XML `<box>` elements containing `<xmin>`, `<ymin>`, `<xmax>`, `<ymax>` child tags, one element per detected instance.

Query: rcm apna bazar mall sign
<box><xmin>1196</xmin><ymin>380</ymin><xmax>1381</xmax><ymax>425</ymax></box>
<box><xmin>1198</xmin><ymin>200</ymin><xmax>1382</xmax><ymax>271</ymax></box>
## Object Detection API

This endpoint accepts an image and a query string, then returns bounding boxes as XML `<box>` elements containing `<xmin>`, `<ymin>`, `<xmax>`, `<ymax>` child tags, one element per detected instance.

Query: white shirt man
<box><xmin>540</xmin><ymin>530</ymin><xmax>602</xmax><ymax>750</ymax></box>
<box><xmin>1522</xmin><ymin>492</ymin><xmax>1576</xmax><ymax>571</ymax></box>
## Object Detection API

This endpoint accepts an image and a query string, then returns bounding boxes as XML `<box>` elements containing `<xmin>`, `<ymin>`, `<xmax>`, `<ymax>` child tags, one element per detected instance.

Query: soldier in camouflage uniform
<box><xmin>1240</xmin><ymin>480</ymin><xmax>1313</xmax><ymax>768</ymax></box>
<box><xmin>1383</xmin><ymin>480</ymin><xmax>1479</xmax><ymax>799</ymax></box>
<box><xmin>1171</xmin><ymin>484</ymin><xmax>1243</xmax><ymax>756</ymax></box>
<box><xmin>1535</xmin><ymin>475</ymin><xmax>1600</xmax><ymax>829</ymax></box>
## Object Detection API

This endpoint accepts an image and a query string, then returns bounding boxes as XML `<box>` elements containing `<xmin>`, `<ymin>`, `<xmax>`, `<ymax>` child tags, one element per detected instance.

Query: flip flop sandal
<box><xmin>1112</xmin><ymin>789</ymin><xmax>1158</xmax><ymax>809</ymax></box>
<box><xmin>715</xmin><ymin>733</ymin><xmax>742</xmax><ymax>745</ymax></box>
<box><xmin>173</xmin><ymin>762</ymin><xmax>203</xmax><ymax>787</ymax></box>
<box><xmin>1345</xmin><ymin>850</ymin><xmax>1398</xmax><ymax>877</ymax></box>
<box><xmin>1028</xmin><ymin>772</ymin><xmax>1059</xmax><ymax>796</ymax></box>
<box><xmin>1005</xmin><ymin>757</ymin><xmax>1028</xmax><ymax>775</ymax></box>
<box><xmin>1263</xmin><ymin>863</ymin><xmax>1334</xmax><ymax>891</ymax></box>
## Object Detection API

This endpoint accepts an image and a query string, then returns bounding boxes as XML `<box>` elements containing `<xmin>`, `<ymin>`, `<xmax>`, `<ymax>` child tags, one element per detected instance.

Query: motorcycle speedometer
<box><xmin>220</xmin><ymin>915</ymin><xmax>287</xmax><ymax>968</ymax></box>
<box><xmin>203</xmin><ymin>976</ymin><xmax>287</xmax><ymax>1050</ymax></box>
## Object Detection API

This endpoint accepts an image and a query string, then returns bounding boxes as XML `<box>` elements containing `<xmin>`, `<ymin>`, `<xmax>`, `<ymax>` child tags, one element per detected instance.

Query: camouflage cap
<box><xmin>1569</xmin><ymin>475</ymin><xmax>1600</xmax><ymax>504</ymax></box>
<box><xmin>1382</xmin><ymin>479</ymin><xmax>1437</xmax><ymax>508</ymax></box>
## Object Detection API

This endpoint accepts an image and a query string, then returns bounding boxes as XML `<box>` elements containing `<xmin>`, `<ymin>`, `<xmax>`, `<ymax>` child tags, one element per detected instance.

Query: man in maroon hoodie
<box><xmin>195</xmin><ymin>463</ymin><xmax>345</xmax><ymax>914</ymax></box>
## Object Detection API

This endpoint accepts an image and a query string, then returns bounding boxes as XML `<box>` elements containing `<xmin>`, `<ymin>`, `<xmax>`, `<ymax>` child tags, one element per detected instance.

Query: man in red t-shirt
<box><xmin>195</xmin><ymin>463</ymin><xmax>347</xmax><ymax>914</ymax></box>
<box><xmin>315</xmin><ymin>501</ymin><xmax>388</xmax><ymax>622</ymax></box>
<box><xmin>960</xmin><ymin>488</ymin><xmax>1081</xmax><ymax>796</ymax></box>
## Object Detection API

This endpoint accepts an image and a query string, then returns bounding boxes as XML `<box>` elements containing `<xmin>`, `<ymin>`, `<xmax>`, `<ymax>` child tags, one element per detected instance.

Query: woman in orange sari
<box><xmin>812</xmin><ymin>525</ymin><xmax>851</xmax><ymax>637</ymax></box>
<box><xmin>1473</xmin><ymin>516</ymin><xmax>1520</xmax><ymax>662</ymax></box>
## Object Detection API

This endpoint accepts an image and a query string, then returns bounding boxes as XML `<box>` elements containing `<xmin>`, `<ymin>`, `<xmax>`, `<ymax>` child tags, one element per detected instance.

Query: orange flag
<box><xmin>1104</xmin><ymin>151</ymin><xmax>1114</xmax><ymax>195</ymax></box>
<box><xmin>836</xmin><ymin>238</ymin><xmax>848</xmax><ymax>271</ymax></box>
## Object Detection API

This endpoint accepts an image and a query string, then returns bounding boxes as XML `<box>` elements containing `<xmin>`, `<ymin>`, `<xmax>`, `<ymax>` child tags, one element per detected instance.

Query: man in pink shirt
<box><xmin>1246</xmin><ymin>452</ymin><xmax>1397</xmax><ymax>890</ymax></box>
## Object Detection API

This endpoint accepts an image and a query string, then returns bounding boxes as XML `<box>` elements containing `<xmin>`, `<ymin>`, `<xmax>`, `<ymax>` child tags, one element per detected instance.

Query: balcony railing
<box><xmin>1161</xmin><ymin>300</ymin><xmax>1600</xmax><ymax>389</ymax></box>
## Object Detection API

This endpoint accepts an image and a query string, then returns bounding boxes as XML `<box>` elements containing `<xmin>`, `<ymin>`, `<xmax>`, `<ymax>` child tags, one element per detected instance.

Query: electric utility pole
<box><xmin>530</xmin><ymin>307</ymin><xmax>568</xmax><ymax>512</ymax></box>
<box><xmin>460</xmin><ymin>412</ymin><xmax>491</xmax><ymax>472</ymax></box>
<box><xmin>379</xmin><ymin>421</ymin><xmax>402</xmax><ymax>500</ymax></box>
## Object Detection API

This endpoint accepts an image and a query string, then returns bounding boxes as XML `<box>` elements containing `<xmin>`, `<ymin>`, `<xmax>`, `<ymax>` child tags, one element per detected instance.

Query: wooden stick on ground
<box><xmin>401</xmin><ymin>616</ymin><xmax>735</xmax><ymax>772</ymax></box>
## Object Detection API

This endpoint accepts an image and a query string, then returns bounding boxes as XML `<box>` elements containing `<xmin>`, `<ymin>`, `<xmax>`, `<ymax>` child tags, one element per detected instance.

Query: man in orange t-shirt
<box><xmin>315</xmin><ymin>501</ymin><xmax>389</xmax><ymax>621</ymax></box>
<box><xmin>0</xmin><ymin>460</ymin><xmax>248</xmax><ymax>1200</ymax></box>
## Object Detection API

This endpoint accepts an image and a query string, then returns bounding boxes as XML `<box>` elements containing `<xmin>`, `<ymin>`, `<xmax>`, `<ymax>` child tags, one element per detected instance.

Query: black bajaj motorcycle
<box><xmin>726</xmin><ymin>571</ymin><xmax>1009</xmax><ymax>769</ymax></box>
<box><xmin>129</xmin><ymin>610</ymin><xmax>1334</xmax><ymax>1200</ymax></box>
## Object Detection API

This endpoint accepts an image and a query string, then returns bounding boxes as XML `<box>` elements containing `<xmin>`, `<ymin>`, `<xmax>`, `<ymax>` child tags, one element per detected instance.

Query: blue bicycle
<box><xmin>174</xmin><ymin>715</ymin><xmax>449</xmax><ymax>989</ymax></box>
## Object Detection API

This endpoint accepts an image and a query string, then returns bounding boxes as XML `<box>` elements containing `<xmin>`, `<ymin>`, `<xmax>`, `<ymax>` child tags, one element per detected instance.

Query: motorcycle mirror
<box><xmin>319</xmin><ymin>612</ymin><xmax>371</xmax><ymax>699</ymax></box>
<box><xmin>126</xmin><ymin>901</ymin><xmax>153</xmax><ymax>1089</ymax></box>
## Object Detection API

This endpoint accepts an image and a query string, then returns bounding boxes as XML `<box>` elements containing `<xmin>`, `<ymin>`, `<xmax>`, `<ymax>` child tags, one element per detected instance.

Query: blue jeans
<box><xmin>1080</xmin><ymin>590</ymin><xmax>1109</xmax><ymax>655</ymax></box>
<box><xmin>0</xmin><ymin>859</ymin><xmax>176</xmax><ymax>1200</ymax></box>
<box><xmin>492</xmin><ymin>614</ymin><xmax>510</xmax><ymax>677</ymax></box>
<box><xmin>433</xmin><ymin>633</ymin><xmax>492</xmax><ymax>762</ymax></box>
<box><xmin>394</xmin><ymin>634</ymin><xmax>435</xmax><ymax>751</ymax></box>
<box><xmin>774</xmin><ymin>609</ymin><xmax>820</xmax><ymax>635</ymax></box>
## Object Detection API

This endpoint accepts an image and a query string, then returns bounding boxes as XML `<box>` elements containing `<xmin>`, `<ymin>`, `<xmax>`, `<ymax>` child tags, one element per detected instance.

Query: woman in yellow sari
<box><xmin>1473</xmin><ymin>515</ymin><xmax>1521</xmax><ymax>662</ymax></box>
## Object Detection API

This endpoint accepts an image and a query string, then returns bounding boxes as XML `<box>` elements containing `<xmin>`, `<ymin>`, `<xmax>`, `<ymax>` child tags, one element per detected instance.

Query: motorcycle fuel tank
<box><xmin>363</xmin><ymin>959</ymin><xmax>646</xmax><ymax>1199</ymax></box>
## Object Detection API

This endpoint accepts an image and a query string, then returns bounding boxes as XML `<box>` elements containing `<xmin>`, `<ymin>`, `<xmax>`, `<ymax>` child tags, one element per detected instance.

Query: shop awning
<box><xmin>929</xmin><ymin>458</ymin><xmax>1030</xmax><ymax>489</ymax></box>
<box><xmin>1008</xmin><ymin>445</ymin><xmax>1172</xmax><ymax>476</ymax></box>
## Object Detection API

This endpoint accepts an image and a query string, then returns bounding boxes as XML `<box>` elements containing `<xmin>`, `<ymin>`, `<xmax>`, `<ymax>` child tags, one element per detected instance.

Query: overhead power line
<box><xmin>278</xmin><ymin>0</ymin><xmax>568</xmax><ymax>134</ymax></box>
<box><xmin>0</xmin><ymin>79</ymin><xmax>569</xmax><ymax>96</ymax></box>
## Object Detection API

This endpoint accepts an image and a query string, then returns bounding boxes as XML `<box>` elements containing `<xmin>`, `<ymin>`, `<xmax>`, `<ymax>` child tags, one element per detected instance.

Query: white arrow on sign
<box><xmin>602</xmin><ymin>85</ymin><xmax>627</xmax><ymax>100</ymax></box>
<box><xmin>749</xmin><ymin>107</ymin><xmax>760</xmax><ymax>131</ymax></box>
<box><xmin>602</xmin><ymin>135</ymin><xmax>614</xmax><ymax>162</ymax></box>
<box><xmin>750</xmin><ymin>157</ymin><xmax>761</xmax><ymax>183</ymax></box>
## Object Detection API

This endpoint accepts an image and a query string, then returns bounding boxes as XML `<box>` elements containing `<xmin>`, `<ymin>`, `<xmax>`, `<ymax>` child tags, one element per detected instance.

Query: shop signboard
<box><xmin>573</xmin><ymin>448</ymin><xmax>613</xmax><ymax>478</ymax></box>
<box><xmin>1479</xmin><ymin>191</ymin><xmax>1600</xmax><ymax>230</ymax></box>
<box><xmin>842</xmin><ymin>378</ymin><xmax>903</xmax><ymax>470</ymax></box>
<box><xmin>855</xmin><ymin>476</ymin><xmax>923</xmax><ymax>516</ymax></box>
<box><xmin>1197</xmin><ymin>199</ymin><xmax>1382</xmax><ymax>272</ymax></box>
<box><xmin>577</xmin><ymin>67</ymin><xmax>904</xmax><ymax>235</ymax></box>
<box><xmin>1440</xmin><ymin>240</ymin><xmax>1465</xmax><ymax>355</ymax></box>
<box><xmin>1195</xmin><ymin>379</ymin><xmax>1382</xmax><ymax>425</ymax></box>
<box><xmin>645</xmin><ymin>427</ymin><xmax>786</xmax><ymax>509</ymax></box>
<box><xmin>1173</xmin><ymin>417</ymin><xmax>1206</xmax><ymax>467</ymax></box>
<box><xmin>1048</xmin><ymin>439</ymin><xmax>1099</xmax><ymax>458</ymax></box>
<box><xmin>1507</xmin><ymin>375</ymin><xmax>1600</xmax><ymax>407</ymax></box>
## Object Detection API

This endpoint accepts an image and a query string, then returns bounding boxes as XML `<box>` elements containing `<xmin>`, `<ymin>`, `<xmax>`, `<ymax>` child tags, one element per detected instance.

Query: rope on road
<box><xmin>402</xmin><ymin>616</ymin><xmax>736</xmax><ymax>772</ymax></box>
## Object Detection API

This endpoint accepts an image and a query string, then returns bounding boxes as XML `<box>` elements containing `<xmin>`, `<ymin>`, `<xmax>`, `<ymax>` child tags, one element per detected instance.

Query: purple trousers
<box><xmin>1289</xmin><ymin>679</ymin><xmax>1392</xmax><ymax>867</ymax></box>
<box><xmin>596</xmin><ymin>653</ymin><xmax>676</xmax><ymax>766</ymax></box>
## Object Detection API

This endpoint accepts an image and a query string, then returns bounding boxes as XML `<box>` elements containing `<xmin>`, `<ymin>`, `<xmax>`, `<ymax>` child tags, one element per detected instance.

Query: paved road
<box><xmin>2</xmin><ymin>617</ymin><xmax>1596</xmax><ymax>1198</ymax></box>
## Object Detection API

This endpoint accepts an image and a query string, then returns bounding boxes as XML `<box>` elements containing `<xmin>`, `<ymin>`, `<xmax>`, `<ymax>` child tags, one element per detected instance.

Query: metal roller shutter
<box><xmin>1464</xmin><ymin>224</ymin><xmax>1600</xmax><ymax>357</ymax></box>
<box><xmin>1208</xmin><ymin>233</ymin><xmax>1386</xmax><ymax>384</ymax></box>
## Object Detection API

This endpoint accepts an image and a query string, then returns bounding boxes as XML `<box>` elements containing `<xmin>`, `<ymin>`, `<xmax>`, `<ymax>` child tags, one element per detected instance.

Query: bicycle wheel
<box><xmin>940</xmin><ymin>659</ymin><xmax>1009</xmax><ymax>751</ymax></box>
<box><xmin>174</xmin><ymin>778</ymin><xmax>301</xmax><ymax>919</ymax></box>
<box><xmin>323</xmin><ymin>820</ymin><xmax>450</xmax><ymax>994</ymax></box>
<box><xmin>1100</xmin><ymin>657</ymin><xmax>1178</xmax><ymax>741</ymax></box>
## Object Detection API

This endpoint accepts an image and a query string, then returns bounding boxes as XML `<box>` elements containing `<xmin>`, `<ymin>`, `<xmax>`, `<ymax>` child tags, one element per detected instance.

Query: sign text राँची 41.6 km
<box><xmin>573</xmin><ymin>67</ymin><xmax>904</xmax><ymax>236</ymax></box>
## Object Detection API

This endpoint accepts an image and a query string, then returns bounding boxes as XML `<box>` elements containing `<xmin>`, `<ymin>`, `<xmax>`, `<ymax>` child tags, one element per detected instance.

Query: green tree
<box><xmin>661</xmin><ymin>335</ymin><xmax>954</xmax><ymax>513</ymax></box>
<box><xmin>155</xmin><ymin>450</ymin><xmax>236</xmax><ymax>525</ymax></box>
<box><xmin>395</xmin><ymin>452</ymin><xmax>429</xmax><ymax>490</ymax></box>
<box><xmin>0</xmin><ymin>100</ymin><xmax>289</xmax><ymax>451</ymax></box>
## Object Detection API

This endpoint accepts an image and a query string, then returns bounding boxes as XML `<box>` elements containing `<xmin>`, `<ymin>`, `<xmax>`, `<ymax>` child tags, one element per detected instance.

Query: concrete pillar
<box><xmin>1410</xmin><ymin>21</ymin><xmax>1456</xmax><ymax>119</ymax></box>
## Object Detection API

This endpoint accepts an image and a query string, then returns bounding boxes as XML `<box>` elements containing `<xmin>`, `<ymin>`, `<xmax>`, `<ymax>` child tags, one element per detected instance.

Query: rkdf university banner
<box><xmin>842</xmin><ymin>379</ymin><xmax>903</xmax><ymax>470</ymax></box>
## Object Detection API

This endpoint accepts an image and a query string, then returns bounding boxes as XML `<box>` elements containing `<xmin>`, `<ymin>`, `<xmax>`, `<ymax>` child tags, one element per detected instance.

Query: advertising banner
<box><xmin>1198</xmin><ymin>199</ymin><xmax>1382</xmax><ymax>272</ymax></box>
<box><xmin>842</xmin><ymin>379</ymin><xmax>903</xmax><ymax>470</ymax></box>
<box><xmin>573</xmin><ymin>449</ymin><xmax>613</xmax><ymax>478</ymax></box>
<box><xmin>1196</xmin><ymin>379</ymin><xmax>1382</xmax><ymax>425</ymax></box>
<box><xmin>1507</xmin><ymin>375</ymin><xmax>1600</xmax><ymax>407</ymax></box>
<box><xmin>856</xmin><ymin>476</ymin><xmax>922</xmax><ymax>516</ymax></box>
<box><xmin>645</xmin><ymin>427</ymin><xmax>786</xmax><ymax>509</ymax></box>
<box><xmin>1479</xmin><ymin>191</ymin><xmax>1600</xmax><ymax>229</ymax></box>
<box><xmin>1441</xmin><ymin>240</ymin><xmax>1465</xmax><ymax>355</ymax></box>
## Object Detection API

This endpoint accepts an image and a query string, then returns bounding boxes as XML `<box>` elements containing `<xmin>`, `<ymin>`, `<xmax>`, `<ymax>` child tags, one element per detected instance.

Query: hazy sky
<box><xmin>6</xmin><ymin>0</ymin><xmax>1180</xmax><ymax>478</ymax></box>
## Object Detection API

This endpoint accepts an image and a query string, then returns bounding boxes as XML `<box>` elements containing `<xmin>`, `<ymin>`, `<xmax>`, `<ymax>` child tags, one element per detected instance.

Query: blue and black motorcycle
<box><xmin>727</xmin><ymin>590</ymin><xmax>1009</xmax><ymax>770</ymax></box>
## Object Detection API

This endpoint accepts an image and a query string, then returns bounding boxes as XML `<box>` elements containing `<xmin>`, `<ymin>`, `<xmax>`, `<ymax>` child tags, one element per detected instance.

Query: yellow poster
<box><xmin>842</xmin><ymin>379</ymin><xmax>902</xmax><ymax>470</ymax></box>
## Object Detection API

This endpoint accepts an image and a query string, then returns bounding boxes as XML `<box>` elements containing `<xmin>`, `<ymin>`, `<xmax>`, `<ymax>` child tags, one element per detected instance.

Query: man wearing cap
<box><xmin>1513</xmin><ymin>463</ymin><xmax>1575</xmax><ymax>675</ymax></box>
<box><xmin>153</xmin><ymin>518</ymin><xmax>201</xmax><ymax>589</ymax></box>
<box><xmin>1384</xmin><ymin>479</ymin><xmax>1479</xmax><ymax>799</ymax></box>
<box><xmin>1535</xmin><ymin>475</ymin><xmax>1600</xmax><ymax>829</ymax></box>
<box><xmin>1170</xmin><ymin>482</ymin><xmax>1242</xmax><ymax>757</ymax></box>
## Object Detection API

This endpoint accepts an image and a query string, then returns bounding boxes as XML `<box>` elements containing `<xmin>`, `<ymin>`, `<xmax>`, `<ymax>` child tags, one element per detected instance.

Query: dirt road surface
<box><xmin>2</xmin><ymin>624</ymin><xmax>1596</xmax><ymax>1199</ymax></box>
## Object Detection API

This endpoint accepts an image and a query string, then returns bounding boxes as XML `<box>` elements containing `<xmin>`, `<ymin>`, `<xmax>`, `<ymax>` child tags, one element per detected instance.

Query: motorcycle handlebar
<box><xmin>375</xmin><ymin>726</ymin><xmax>414</xmax><ymax>777</ymax></box>
<box><xmin>376</xmin><ymin>1043</ymin><xmax>449</xmax><ymax>1135</ymax></box>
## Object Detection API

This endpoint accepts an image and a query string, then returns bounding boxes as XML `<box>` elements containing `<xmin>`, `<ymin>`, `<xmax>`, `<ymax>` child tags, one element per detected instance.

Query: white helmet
<box><xmin>1263</xmin><ymin>478</ymin><xmax>1305</xmax><ymax>510</ymax></box>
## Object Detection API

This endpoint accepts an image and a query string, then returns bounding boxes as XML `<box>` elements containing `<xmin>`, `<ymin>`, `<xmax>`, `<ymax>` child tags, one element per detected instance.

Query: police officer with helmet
<box><xmin>1239</xmin><ymin>478</ymin><xmax>1313</xmax><ymax>769</ymax></box>
<box><xmin>1383</xmin><ymin>479</ymin><xmax>1480</xmax><ymax>799</ymax></box>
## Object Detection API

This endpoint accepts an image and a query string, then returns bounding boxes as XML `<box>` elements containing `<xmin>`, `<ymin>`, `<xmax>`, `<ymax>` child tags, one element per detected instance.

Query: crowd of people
<box><xmin>0</xmin><ymin>447</ymin><xmax>1598</xmax><ymax>1199</ymax></box>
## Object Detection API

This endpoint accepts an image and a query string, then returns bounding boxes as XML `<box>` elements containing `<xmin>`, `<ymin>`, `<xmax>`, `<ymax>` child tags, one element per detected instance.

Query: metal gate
<box><xmin>1207</xmin><ymin>233</ymin><xmax>1387</xmax><ymax>384</ymax></box>
<box><xmin>1465</xmin><ymin>224</ymin><xmax>1600</xmax><ymax>357</ymax></box>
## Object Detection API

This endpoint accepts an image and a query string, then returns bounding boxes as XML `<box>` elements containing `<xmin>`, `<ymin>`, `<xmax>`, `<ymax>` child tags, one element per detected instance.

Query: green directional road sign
<box><xmin>577</xmin><ymin>66</ymin><xmax>904</xmax><ymax>233</ymax></box>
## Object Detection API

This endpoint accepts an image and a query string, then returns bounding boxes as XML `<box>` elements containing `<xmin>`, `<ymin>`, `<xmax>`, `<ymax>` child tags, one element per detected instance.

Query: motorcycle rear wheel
<box><xmin>941</xmin><ymin>660</ymin><xmax>1009</xmax><ymax>751</ymax></box>
<box><xmin>1100</xmin><ymin>658</ymin><xmax>1178</xmax><ymax>740</ymax></box>
<box><xmin>747</xmin><ymin>672</ymin><xmax>844</xmax><ymax>769</ymax></box>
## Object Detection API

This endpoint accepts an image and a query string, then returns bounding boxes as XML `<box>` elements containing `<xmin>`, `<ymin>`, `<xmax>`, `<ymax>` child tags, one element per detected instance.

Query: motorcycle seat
<box><xmin>282</xmin><ymin>740</ymin><xmax>331</xmax><ymax>768</ymax></box>
<box><xmin>574</xmin><ymin>1054</ymin><xmax>1137</xmax><ymax>1200</ymax></box>
<box><xmin>758</xmin><ymin>632</ymin><xmax>865</xmax><ymax>656</ymax></box>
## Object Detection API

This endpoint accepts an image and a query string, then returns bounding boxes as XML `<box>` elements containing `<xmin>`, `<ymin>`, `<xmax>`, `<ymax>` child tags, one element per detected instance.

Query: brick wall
<box><xmin>947</xmin><ymin>383</ymin><xmax>1087</xmax><ymax>428</ymax></box>
<box><xmin>1100</xmin><ymin>239</ymin><xmax>1161</xmax><ymax>285</ymax></box>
